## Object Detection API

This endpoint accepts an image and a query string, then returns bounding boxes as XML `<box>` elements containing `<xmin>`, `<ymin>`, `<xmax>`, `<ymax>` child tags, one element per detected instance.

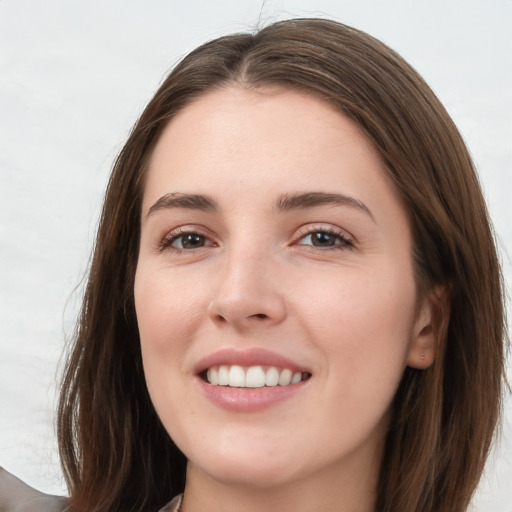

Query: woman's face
<box><xmin>134</xmin><ymin>87</ymin><xmax>435</xmax><ymax>490</ymax></box>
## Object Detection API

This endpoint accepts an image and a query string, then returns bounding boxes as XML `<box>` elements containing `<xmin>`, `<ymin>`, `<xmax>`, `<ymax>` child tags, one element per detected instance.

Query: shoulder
<box><xmin>0</xmin><ymin>466</ymin><xmax>68</xmax><ymax>512</ymax></box>
<box><xmin>157</xmin><ymin>493</ymin><xmax>183</xmax><ymax>512</ymax></box>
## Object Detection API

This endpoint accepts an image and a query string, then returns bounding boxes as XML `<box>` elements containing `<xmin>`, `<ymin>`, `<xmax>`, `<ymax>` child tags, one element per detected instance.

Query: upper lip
<box><xmin>194</xmin><ymin>347</ymin><xmax>310</xmax><ymax>375</ymax></box>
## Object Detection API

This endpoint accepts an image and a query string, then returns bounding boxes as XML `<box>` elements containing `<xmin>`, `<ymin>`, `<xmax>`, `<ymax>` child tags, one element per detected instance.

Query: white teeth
<box><xmin>207</xmin><ymin>367</ymin><xmax>219</xmax><ymax>385</ymax></box>
<box><xmin>291</xmin><ymin>372</ymin><xmax>302</xmax><ymax>384</ymax></box>
<box><xmin>205</xmin><ymin>365</ymin><xmax>308</xmax><ymax>388</ymax></box>
<box><xmin>218</xmin><ymin>365</ymin><xmax>229</xmax><ymax>385</ymax></box>
<box><xmin>265</xmin><ymin>366</ymin><xmax>280</xmax><ymax>386</ymax></box>
<box><xmin>245</xmin><ymin>366</ymin><xmax>266</xmax><ymax>388</ymax></box>
<box><xmin>278</xmin><ymin>368</ymin><xmax>292</xmax><ymax>386</ymax></box>
<box><xmin>229</xmin><ymin>365</ymin><xmax>246</xmax><ymax>387</ymax></box>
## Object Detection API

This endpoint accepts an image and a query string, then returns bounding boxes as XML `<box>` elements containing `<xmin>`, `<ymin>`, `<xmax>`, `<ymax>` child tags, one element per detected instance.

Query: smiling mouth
<box><xmin>203</xmin><ymin>365</ymin><xmax>311</xmax><ymax>388</ymax></box>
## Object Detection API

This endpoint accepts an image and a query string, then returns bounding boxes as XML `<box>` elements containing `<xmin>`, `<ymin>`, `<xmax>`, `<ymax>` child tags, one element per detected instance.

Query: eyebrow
<box><xmin>276</xmin><ymin>192</ymin><xmax>374</xmax><ymax>221</ymax></box>
<box><xmin>147</xmin><ymin>192</ymin><xmax>220</xmax><ymax>217</ymax></box>
<box><xmin>146</xmin><ymin>191</ymin><xmax>374</xmax><ymax>221</ymax></box>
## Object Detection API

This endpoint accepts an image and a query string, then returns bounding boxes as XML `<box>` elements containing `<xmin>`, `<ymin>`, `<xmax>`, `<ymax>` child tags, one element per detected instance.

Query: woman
<box><xmin>1</xmin><ymin>17</ymin><xmax>506</xmax><ymax>512</ymax></box>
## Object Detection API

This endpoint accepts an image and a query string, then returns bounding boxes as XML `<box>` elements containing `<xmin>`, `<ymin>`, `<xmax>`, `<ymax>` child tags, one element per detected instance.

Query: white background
<box><xmin>1</xmin><ymin>0</ymin><xmax>511</xmax><ymax>510</ymax></box>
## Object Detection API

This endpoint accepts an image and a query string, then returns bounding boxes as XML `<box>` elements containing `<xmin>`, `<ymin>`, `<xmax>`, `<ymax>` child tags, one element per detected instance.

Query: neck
<box><xmin>181</xmin><ymin>447</ymin><xmax>381</xmax><ymax>512</ymax></box>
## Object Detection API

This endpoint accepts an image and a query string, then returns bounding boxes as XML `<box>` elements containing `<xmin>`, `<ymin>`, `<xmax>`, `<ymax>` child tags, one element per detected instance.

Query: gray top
<box><xmin>0</xmin><ymin>467</ymin><xmax>181</xmax><ymax>512</ymax></box>
<box><xmin>0</xmin><ymin>467</ymin><xmax>68</xmax><ymax>512</ymax></box>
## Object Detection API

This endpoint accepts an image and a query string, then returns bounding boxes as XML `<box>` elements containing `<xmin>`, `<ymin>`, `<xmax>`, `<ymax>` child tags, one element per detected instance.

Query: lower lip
<box><xmin>196</xmin><ymin>377</ymin><xmax>309</xmax><ymax>412</ymax></box>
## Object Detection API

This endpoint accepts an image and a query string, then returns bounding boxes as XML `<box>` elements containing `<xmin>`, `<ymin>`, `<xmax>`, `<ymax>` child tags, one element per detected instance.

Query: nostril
<box><xmin>252</xmin><ymin>313</ymin><xmax>268</xmax><ymax>319</ymax></box>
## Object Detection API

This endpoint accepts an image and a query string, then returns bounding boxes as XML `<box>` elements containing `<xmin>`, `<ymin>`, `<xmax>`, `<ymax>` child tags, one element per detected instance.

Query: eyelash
<box><xmin>294</xmin><ymin>226</ymin><xmax>354</xmax><ymax>251</ymax></box>
<box><xmin>159</xmin><ymin>227</ymin><xmax>213</xmax><ymax>253</ymax></box>
<box><xmin>159</xmin><ymin>226</ymin><xmax>354</xmax><ymax>254</ymax></box>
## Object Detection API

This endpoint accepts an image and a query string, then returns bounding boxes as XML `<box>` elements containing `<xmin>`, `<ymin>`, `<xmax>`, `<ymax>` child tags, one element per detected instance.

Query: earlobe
<box><xmin>407</xmin><ymin>322</ymin><xmax>435</xmax><ymax>369</ymax></box>
<box><xmin>407</xmin><ymin>285</ymin><xmax>449</xmax><ymax>370</ymax></box>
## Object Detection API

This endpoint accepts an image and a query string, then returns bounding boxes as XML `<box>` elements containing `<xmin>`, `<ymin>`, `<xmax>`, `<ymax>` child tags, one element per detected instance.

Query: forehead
<box><xmin>142</xmin><ymin>85</ymin><xmax>401</xmax><ymax>219</ymax></box>
<box><xmin>150</xmin><ymin>85</ymin><xmax>378</xmax><ymax>160</ymax></box>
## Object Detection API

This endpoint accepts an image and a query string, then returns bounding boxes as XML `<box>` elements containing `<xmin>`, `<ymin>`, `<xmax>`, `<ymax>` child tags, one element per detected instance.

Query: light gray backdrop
<box><xmin>1</xmin><ymin>1</ymin><xmax>511</xmax><ymax>510</ymax></box>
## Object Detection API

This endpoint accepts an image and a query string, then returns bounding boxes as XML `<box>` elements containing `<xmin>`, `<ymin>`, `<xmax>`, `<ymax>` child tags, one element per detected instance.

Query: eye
<box><xmin>173</xmin><ymin>233</ymin><xmax>207</xmax><ymax>249</ymax></box>
<box><xmin>297</xmin><ymin>229</ymin><xmax>353</xmax><ymax>249</ymax></box>
<box><xmin>160</xmin><ymin>230</ymin><xmax>214</xmax><ymax>252</ymax></box>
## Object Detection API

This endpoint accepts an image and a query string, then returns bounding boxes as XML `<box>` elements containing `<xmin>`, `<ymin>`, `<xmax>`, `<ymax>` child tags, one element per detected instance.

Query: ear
<box><xmin>407</xmin><ymin>285</ymin><xmax>449</xmax><ymax>370</ymax></box>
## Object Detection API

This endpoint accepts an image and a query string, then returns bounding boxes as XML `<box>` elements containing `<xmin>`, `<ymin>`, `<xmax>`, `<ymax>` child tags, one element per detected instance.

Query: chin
<box><xmin>192</xmin><ymin>456</ymin><xmax>303</xmax><ymax>489</ymax></box>
<box><xmin>184</xmin><ymin>436</ymin><xmax>310</xmax><ymax>489</ymax></box>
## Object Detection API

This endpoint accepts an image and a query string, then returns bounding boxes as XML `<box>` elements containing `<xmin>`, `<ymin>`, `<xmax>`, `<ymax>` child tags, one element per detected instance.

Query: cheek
<box><xmin>134</xmin><ymin>265</ymin><xmax>212</xmax><ymax>439</ymax></box>
<box><xmin>297</xmin><ymin>265</ymin><xmax>416</xmax><ymax>396</ymax></box>
<box><xmin>135</xmin><ymin>266</ymin><xmax>205</xmax><ymax>352</ymax></box>
<box><xmin>134</xmin><ymin>266</ymin><xmax>208</xmax><ymax>410</ymax></box>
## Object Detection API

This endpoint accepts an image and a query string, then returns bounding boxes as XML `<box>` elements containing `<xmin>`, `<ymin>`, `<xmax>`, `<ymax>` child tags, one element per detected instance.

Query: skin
<box><xmin>134</xmin><ymin>86</ymin><xmax>436</xmax><ymax>512</ymax></box>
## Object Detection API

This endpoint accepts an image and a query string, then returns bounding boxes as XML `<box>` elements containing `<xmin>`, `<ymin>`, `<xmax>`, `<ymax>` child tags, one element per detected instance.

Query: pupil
<box><xmin>182</xmin><ymin>234</ymin><xmax>203</xmax><ymax>248</ymax></box>
<box><xmin>313</xmin><ymin>232</ymin><xmax>335</xmax><ymax>246</ymax></box>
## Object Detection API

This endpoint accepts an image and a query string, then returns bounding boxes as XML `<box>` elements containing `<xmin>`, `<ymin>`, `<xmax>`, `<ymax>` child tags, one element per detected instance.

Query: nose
<box><xmin>207</xmin><ymin>248</ymin><xmax>287</xmax><ymax>329</ymax></box>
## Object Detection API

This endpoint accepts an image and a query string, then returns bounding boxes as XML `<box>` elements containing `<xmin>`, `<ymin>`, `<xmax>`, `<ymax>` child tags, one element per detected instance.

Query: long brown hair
<box><xmin>58</xmin><ymin>18</ymin><xmax>506</xmax><ymax>512</ymax></box>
